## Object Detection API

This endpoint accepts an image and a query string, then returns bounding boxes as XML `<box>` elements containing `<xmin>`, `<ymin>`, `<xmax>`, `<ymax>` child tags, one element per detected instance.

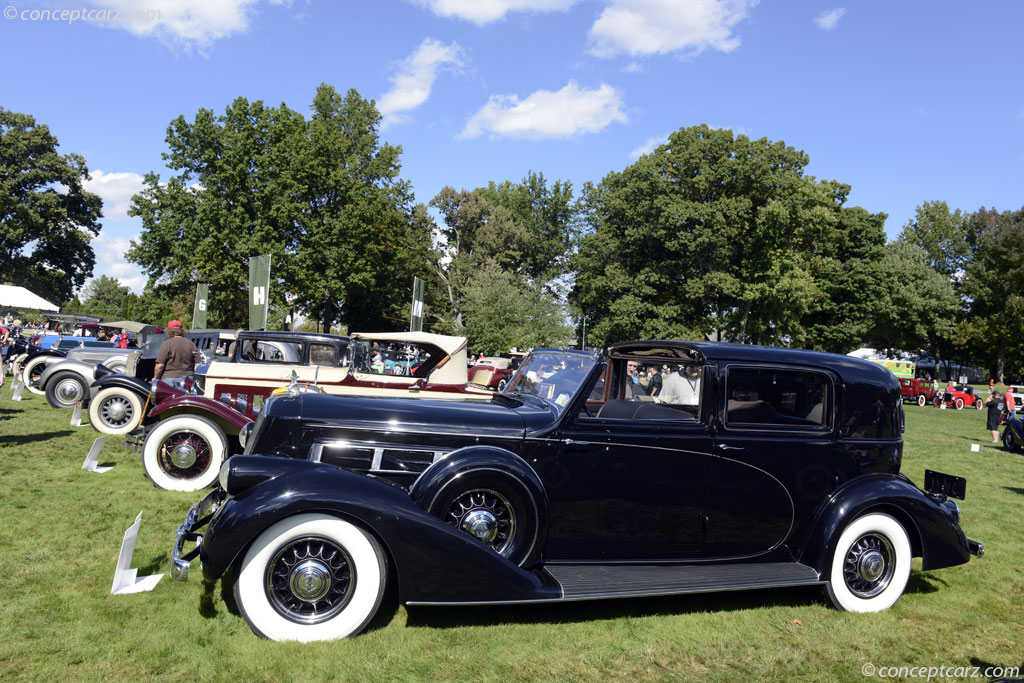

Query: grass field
<box><xmin>0</xmin><ymin>385</ymin><xmax>1022</xmax><ymax>682</ymax></box>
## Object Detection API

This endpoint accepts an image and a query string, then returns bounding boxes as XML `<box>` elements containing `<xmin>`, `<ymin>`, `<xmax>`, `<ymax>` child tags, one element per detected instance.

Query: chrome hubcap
<box><xmin>289</xmin><ymin>560</ymin><xmax>332</xmax><ymax>602</ymax></box>
<box><xmin>170</xmin><ymin>443</ymin><xmax>198</xmax><ymax>468</ymax></box>
<box><xmin>843</xmin><ymin>533</ymin><xmax>895</xmax><ymax>598</ymax></box>
<box><xmin>461</xmin><ymin>510</ymin><xmax>498</xmax><ymax>542</ymax></box>
<box><xmin>266</xmin><ymin>537</ymin><xmax>354</xmax><ymax>624</ymax></box>
<box><xmin>105</xmin><ymin>400</ymin><xmax>127</xmax><ymax>422</ymax></box>
<box><xmin>58</xmin><ymin>380</ymin><xmax>82</xmax><ymax>402</ymax></box>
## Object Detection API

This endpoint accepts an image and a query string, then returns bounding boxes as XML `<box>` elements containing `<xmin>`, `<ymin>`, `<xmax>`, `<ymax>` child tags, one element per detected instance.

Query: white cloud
<box><xmin>588</xmin><ymin>0</ymin><xmax>758</xmax><ymax>58</ymax></box>
<box><xmin>412</xmin><ymin>0</ymin><xmax>577</xmax><ymax>25</ymax></box>
<box><xmin>814</xmin><ymin>8</ymin><xmax>846</xmax><ymax>30</ymax></box>
<box><xmin>460</xmin><ymin>82</ymin><xmax>627</xmax><ymax>140</ymax></box>
<box><xmin>628</xmin><ymin>133</ymin><xmax>669</xmax><ymax>160</ymax></box>
<box><xmin>89</xmin><ymin>233</ymin><xmax>148</xmax><ymax>293</ymax></box>
<box><xmin>82</xmin><ymin>170</ymin><xmax>146</xmax><ymax>221</ymax></box>
<box><xmin>83</xmin><ymin>0</ymin><xmax>291</xmax><ymax>50</ymax></box>
<box><xmin>623</xmin><ymin>61</ymin><xmax>646</xmax><ymax>73</ymax></box>
<box><xmin>379</xmin><ymin>39</ymin><xmax>466</xmax><ymax>129</ymax></box>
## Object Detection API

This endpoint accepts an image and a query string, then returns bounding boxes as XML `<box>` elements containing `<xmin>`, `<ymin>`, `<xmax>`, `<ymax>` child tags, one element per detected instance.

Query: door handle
<box><xmin>717</xmin><ymin>444</ymin><xmax>744</xmax><ymax>452</ymax></box>
<box><xmin>564</xmin><ymin>439</ymin><xmax>591</xmax><ymax>450</ymax></box>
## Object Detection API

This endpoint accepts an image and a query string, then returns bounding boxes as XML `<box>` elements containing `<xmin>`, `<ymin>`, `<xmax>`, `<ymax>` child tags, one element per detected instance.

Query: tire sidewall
<box><xmin>825</xmin><ymin>513</ymin><xmax>911</xmax><ymax>613</ymax></box>
<box><xmin>428</xmin><ymin>469</ymin><xmax>541</xmax><ymax>567</ymax></box>
<box><xmin>45</xmin><ymin>371</ymin><xmax>87</xmax><ymax>409</ymax></box>
<box><xmin>234</xmin><ymin>514</ymin><xmax>386</xmax><ymax>642</ymax></box>
<box><xmin>917</xmin><ymin>394</ymin><xmax>926</xmax><ymax>407</ymax></box>
<box><xmin>955</xmin><ymin>398</ymin><xmax>964</xmax><ymax>410</ymax></box>
<box><xmin>88</xmin><ymin>387</ymin><xmax>145</xmax><ymax>435</ymax></box>
<box><xmin>22</xmin><ymin>356</ymin><xmax>49</xmax><ymax>394</ymax></box>
<box><xmin>141</xmin><ymin>415</ymin><xmax>227</xmax><ymax>491</ymax></box>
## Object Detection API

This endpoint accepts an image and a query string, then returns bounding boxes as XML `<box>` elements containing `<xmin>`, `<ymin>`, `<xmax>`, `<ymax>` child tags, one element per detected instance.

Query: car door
<box><xmin>707</xmin><ymin>362</ymin><xmax>839</xmax><ymax>559</ymax></box>
<box><xmin>545</xmin><ymin>357</ymin><xmax>715</xmax><ymax>561</ymax></box>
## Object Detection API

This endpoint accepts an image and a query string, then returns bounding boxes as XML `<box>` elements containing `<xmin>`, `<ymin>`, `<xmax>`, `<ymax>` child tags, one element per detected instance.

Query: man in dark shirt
<box><xmin>154</xmin><ymin>320</ymin><xmax>200</xmax><ymax>389</ymax></box>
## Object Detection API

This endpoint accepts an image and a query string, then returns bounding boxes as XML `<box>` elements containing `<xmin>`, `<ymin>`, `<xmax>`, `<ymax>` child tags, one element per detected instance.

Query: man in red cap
<box><xmin>154</xmin><ymin>319</ymin><xmax>201</xmax><ymax>389</ymax></box>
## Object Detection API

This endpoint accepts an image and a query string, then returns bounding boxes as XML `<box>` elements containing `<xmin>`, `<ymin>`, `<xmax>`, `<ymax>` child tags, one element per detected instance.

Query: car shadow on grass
<box><xmin>0</xmin><ymin>430</ymin><xmax>74</xmax><ymax>445</ymax></box>
<box><xmin>1003</xmin><ymin>487</ymin><xmax>1024</xmax><ymax>497</ymax></box>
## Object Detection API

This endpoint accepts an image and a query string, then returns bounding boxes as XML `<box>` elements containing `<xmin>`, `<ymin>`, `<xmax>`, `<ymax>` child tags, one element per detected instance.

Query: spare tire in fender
<box><xmin>411</xmin><ymin>447</ymin><xmax>547</xmax><ymax>568</ymax></box>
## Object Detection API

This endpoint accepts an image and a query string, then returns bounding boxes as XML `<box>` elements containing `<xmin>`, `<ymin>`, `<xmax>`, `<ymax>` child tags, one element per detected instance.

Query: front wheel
<box><xmin>917</xmin><ymin>394</ymin><xmax>926</xmax><ymax>407</ymax></box>
<box><xmin>933</xmin><ymin>396</ymin><xmax>942</xmax><ymax>408</ymax></box>
<box><xmin>141</xmin><ymin>415</ymin><xmax>227</xmax><ymax>491</ymax></box>
<box><xmin>88</xmin><ymin>387</ymin><xmax>145</xmax><ymax>435</ymax></box>
<box><xmin>45</xmin><ymin>371</ymin><xmax>88</xmax><ymax>409</ymax></box>
<box><xmin>1005</xmin><ymin>427</ymin><xmax>1020</xmax><ymax>452</ymax></box>
<box><xmin>21</xmin><ymin>355</ymin><xmax>50</xmax><ymax>394</ymax></box>
<box><xmin>234</xmin><ymin>514</ymin><xmax>387</xmax><ymax>642</ymax></box>
<box><xmin>954</xmin><ymin>398</ymin><xmax>965</xmax><ymax>411</ymax></box>
<box><xmin>824</xmin><ymin>513</ymin><xmax>911</xmax><ymax>612</ymax></box>
<box><xmin>497</xmin><ymin>377</ymin><xmax>509</xmax><ymax>392</ymax></box>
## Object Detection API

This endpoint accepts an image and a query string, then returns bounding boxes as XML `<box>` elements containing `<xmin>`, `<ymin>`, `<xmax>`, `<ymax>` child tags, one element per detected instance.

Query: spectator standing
<box><xmin>660</xmin><ymin>365</ymin><xmax>702</xmax><ymax>405</ymax></box>
<box><xmin>646</xmin><ymin>365</ymin><xmax>663</xmax><ymax>397</ymax></box>
<box><xmin>986</xmin><ymin>391</ymin><xmax>1002</xmax><ymax>444</ymax></box>
<box><xmin>1005</xmin><ymin>388</ymin><xmax>1017</xmax><ymax>420</ymax></box>
<box><xmin>153</xmin><ymin>320</ymin><xmax>201</xmax><ymax>389</ymax></box>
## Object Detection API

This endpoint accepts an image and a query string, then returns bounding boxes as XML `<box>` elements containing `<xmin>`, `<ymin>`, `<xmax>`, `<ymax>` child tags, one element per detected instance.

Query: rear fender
<box><xmin>202</xmin><ymin>457</ymin><xmax>559</xmax><ymax>604</ymax></box>
<box><xmin>150</xmin><ymin>394</ymin><xmax>251</xmax><ymax>434</ymax></box>
<box><xmin>796</xmin><ymin>474</ymin><xmax>970</xmax><ymax>574</ymax></box>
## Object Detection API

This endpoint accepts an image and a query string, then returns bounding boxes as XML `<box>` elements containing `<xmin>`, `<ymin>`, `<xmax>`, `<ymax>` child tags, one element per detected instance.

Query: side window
<box><xmin>240</xmin><ymin>340</ymin><xmax>303</xmax><ymax>363</ymax></box>
<box><xmin>726</xmin><ymin>367</ymin><xmax>828</xmax><ymax>428</ymax></box>
<box><xmin>309</xmin><ymin>344</ymin><xmax>335</xmax><ymax>367</ymax></box>
<box><xmin>581</xmin><ymin>361</ymin><xmax>701</xmax><ymax>421</ymax></box>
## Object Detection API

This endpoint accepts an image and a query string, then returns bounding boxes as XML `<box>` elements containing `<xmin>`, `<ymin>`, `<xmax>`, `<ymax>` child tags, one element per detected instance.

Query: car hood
<box><xmin>266</xmin><ymin>391</ymin><xmax>555</xmax><ymax>438</ymax></box>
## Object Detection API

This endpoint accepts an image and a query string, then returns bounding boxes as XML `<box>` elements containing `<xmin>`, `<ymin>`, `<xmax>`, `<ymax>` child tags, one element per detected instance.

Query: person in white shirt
<box><xmin>660</xmin><ymin>365</ymin><xmax>701</xmax><ymax>405</ymax></box>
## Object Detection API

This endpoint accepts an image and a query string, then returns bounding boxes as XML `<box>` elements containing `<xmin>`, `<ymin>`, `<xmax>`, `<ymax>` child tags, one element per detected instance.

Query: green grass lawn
<box><xmin>0</xmin><ymin>387</ymin><xmax>1021</xmax><ymax>682</ymax></box>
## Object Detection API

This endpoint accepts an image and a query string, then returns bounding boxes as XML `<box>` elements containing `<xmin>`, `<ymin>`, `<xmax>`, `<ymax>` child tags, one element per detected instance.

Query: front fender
<box><xmin>39</xmin><ymin>359</ymin><xmax>94</xmax><ymax>389</ymax></box>
<box><xmin>201</xmin><ymin>457</ymin><xmax>559</xmax><ymax>604</ymax></box>
<box><xmin>797</xmin><ymin>474</ymin><xmax>970</xmax><ymax>574</ymax></box>
<box><xmin>90</xmin><ymin>371</ymin><xmax>150</xmax><ymax>398</ymax></box>
<box><xmin>150</xmin><ymin>395</ymin><xmax>251</xmax><ymax>433</ymax></box>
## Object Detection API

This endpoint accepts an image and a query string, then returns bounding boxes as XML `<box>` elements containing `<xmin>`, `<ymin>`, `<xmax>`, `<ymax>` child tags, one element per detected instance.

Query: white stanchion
<box><xmin>111</xmin><ymin>512</ymin><xmax>163</xmax><ymax>595</ymax></box>
<box><xmin>82</xmin><ymin>435</ymin><xmax>112</xmax><ymax>473</ymax></box>
<box><xmin>70</xmin><ymin>402</ymin><xmax>84</xmax><ymax>427</ymax></box>
<box><xmin>971</xmin><ymin>444</ymin><xmax>981</xmax><ymax>452</ymax></box>
<box><xmin>11</xmin><ymin>381</ymin><xmax>24</xmax><ymax>401</ymax></box>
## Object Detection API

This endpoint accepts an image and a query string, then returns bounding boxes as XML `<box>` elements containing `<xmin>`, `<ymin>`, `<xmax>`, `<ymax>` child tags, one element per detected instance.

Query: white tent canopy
<box><xmin>0</xmin><ymin>285</ymin><xmax>60</xmax><ymax>312</ymax></box>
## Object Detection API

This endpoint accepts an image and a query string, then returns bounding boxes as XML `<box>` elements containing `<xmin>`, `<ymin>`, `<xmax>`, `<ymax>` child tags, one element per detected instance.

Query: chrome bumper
<box><xmin>171</xmin><ymin>489</ymin><xmax>224</xmax><ymax>581</ymax></box>
<box><xmin>968</xmin><ymin>539</ymin><xmax>985</xmax><ymax>558</ymax></box>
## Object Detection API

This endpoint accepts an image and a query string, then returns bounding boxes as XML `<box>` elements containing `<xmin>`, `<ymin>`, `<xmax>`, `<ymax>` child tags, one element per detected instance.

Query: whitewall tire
<box><xmin>234</xmin><ymin>514</ymin><xmax>387</xmax><ymax>642</ymax></box>
<box><xmin>88</xmin><ymin>387</ymin><xmax>145</xmax><ymax>435</ymax></box>
<box><xmin>21</xmin><ymin>355</ymin><xmax>50</xmax><ymax>394</ymax></box>
<box><xmin>141</xmin><ymin>415</ymin><xmax>227</xmax><ymax>491</ymax></box>
<box><xmin>824</xmin><ymin>513</ymin><xmax>911</xmax><ymax>613</ymax></box>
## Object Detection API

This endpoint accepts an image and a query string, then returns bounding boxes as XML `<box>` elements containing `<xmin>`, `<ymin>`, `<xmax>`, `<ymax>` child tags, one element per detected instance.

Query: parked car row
<box><xmin>4</xmin><ymin>329</ymin><xmax>985</xmax><ymax>643</ymax></box>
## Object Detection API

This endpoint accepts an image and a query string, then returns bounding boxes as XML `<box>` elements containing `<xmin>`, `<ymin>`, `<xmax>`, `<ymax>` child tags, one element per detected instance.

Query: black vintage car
<box><xmin>172</xmin><ymin>341</ymin><xmax>982</xmax><ymax>642</ymax></box>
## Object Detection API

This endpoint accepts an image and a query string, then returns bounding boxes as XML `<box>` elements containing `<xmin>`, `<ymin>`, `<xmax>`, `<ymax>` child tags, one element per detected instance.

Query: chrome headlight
<box><xmin>218</xmin><ymin>459</ymin><xmax>231</xmax><ymax>492</ymax></box>
<box><xmin>238</xmin><ymin>421</ymin><xmax>254</xmax><ymax>450</ymax></box>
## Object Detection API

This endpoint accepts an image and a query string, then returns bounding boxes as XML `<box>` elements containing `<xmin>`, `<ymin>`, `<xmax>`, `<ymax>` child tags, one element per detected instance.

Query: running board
<box><xmin>546</xmin><ymin>561</ymin><xmax>822</xmax><ymax>600</ymax></box>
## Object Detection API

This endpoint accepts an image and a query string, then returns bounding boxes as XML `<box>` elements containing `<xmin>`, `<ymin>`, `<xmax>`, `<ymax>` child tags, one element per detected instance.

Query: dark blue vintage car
<box><xmin>172</xmin><ymin>341</ymin><xmax>982</xmax><ymax>642</ymax></box>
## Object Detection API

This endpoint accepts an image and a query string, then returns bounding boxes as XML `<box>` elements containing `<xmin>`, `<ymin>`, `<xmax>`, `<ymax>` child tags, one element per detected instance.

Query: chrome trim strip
<box><xmin>370</xmin><ymin>447</ymin><xmax>383</xmax><ymax>471</ymax></box>
<box><xmin>308</xmin><ymin>443</ymin><xmax>324</xmax><ymax>463</ymax></box>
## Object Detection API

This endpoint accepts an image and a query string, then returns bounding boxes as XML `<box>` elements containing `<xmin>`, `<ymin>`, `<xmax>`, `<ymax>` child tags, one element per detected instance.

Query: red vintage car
<box><xmin>468</xmin><ymin>355</ymin><xmax>520</xmax><ymax>392</ymax></box>
<box><xmin>934</xmin><ymin>385</ymin><xmax>984</xmax><ymax>411</ymax></box>
<box><xmin>898</xmin><ymin>377</ymin><xmax>938</xmax><ymax>407</ymax></box>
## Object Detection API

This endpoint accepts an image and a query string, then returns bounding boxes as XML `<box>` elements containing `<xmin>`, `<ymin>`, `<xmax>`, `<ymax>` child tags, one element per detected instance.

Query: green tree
<box><xmin>572</xmin><ymin>125</ymin><xmax>867</xmax><ymax>348</ymax></box>
<box><xmin>0</xmin><ymin>108</ymin><xmax>102</xmax><ymax>303</ymax></box>
<box><xmin>898</xmin><ymin>200</ymin><xmax>972</xmax><ymax>277</ymax></box>
<box><xmin>867</xmin><ymin>242</ymin><xmax>959</xmax><ymax>363</ymax></box>
<box><xmin>461</xmin><ymin>266</ymin><xmax>572</xmax><ymax>354</ymax></box>
<box><xmin>78</xmin><ymin>275</ymin><xmax>130</xmax><ymax>315</ymax></box>
<box><xmin>961</xmin><ymin>207</ymin><xmax>1024</xmax><ymax>382</ymax></box>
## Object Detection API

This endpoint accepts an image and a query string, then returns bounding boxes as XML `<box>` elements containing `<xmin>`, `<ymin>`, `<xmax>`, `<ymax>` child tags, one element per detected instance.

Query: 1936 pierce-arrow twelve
<box><xmin>172</xmin><ymin>341</ymin><xmax>982</xmax><ymax>642</ymax></box>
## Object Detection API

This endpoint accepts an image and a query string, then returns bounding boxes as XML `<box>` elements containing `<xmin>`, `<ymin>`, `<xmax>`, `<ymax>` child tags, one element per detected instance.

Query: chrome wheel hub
<box><xmin>58</xmin><ymin>381</ymin><xmax>82</xmax><ymax>402</ymax></box>
<box><xmin>267</xmin><ymin>537</ymin><xmax>354</xmax><ymax>624</ymax></box>
<box><xmin>104</xmin><ymin>399</ymin><xmax>128</xmax><ymax>422</ymax></box>
<box><xmin>461</xmin><ymin>509</ymin><xmax>499</xmax><ymax>542</ymax></box>
<box><xmin>843</xmin><ymin>533</ymin><xmax>895</xmax><ymax>598</ymax></box>
<box><xmin>170</xmin><ymin>443</ymin><xmax>198</xmax><ymax>468</ymax></box>
<box><xmin>289</xmin><ymin>560</ymin><xmax>332</xmax><ymax>602</ymax></box>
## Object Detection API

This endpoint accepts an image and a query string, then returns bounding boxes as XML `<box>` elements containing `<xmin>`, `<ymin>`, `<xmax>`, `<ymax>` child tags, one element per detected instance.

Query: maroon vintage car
<box><xmin>899</xmin><ymin>377</ymin><xmax>938</xmax><ymax>407</ymax></box>
<box><xmin>934</xmin><ymin>385</ymin><xmax>984</xmax><ymax>411</ymax></box>
<box><xmin>468</xmin><ymin>355</ymin><xmax>521</xmax><ymax>392</ymax></box>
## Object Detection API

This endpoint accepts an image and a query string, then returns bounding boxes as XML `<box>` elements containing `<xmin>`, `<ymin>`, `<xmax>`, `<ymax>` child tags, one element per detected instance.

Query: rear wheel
<box><xmin>141</xmin><ymin>415</ymin><xmax>227</xmax><ymax>491</ymax></box>
<box><xmin>45</xmin><ymin>371</ymin><xmax>87</xmax><ymax>409</ymax></box>
<box><xmin>917</xmin><ymin>394</ymin><xmax>926</xmax><ymax>407</ymax></box>
<box><xmin>824</xmin><ymin>513</ymin><xmax>911</xmax><ymax>612</ymax></box>
<box><xmin>234</xmin><ymin>514</ymin><xmax>387</xmax><ymax>642</ymax></box>
<box><xmin>88</xmin><ymin>387</ymin><xmax>145</xmax><ymax>435</ymax></box>
<box><xmin>975</xmin><ymin>398</ymin><xmax>984</xmax><ymax>410</ymax></box>
<box><xmin>1005</xmin><ymin>428</ymin><xmax>1020</xmax><ymax>452</ymax></box>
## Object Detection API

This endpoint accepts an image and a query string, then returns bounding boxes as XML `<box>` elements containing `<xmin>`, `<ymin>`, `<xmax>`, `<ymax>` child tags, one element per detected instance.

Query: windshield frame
<box><xmin>503</xmin><ymin>349</ymin><xmax>602</xmax><ymax>414</ymax></box>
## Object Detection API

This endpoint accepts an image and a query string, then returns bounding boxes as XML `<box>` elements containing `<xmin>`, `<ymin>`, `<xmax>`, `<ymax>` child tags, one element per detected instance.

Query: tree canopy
<box><xmin>0</xmin><ymin>108</ymin><xmax>102</xmax><ymax>303</ymax></box>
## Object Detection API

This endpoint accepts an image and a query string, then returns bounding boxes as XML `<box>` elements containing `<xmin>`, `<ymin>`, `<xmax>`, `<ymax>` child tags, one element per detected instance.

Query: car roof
<box><xmin>238</xmin><ymin>330</ymin><xmax>349</xmax><ymax>345</ymax></box>
<box><xmin>350</xmin><ymin>331</ymin><xmax>468</xmax><ymax>356</ymax></box>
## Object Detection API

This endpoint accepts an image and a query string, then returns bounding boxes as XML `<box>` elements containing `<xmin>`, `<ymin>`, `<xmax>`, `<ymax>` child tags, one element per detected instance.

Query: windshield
<box><xmin>504</xmin><ymin>351</ymin><xmax>598</xmax><ymax>413</ymax></box>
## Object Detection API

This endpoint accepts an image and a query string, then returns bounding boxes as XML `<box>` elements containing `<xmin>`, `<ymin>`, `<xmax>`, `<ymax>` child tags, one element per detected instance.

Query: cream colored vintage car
<box><xmin>137</xmin><ymin>330</ymin><xmax>491</xmax><ymax>490</ymax></box>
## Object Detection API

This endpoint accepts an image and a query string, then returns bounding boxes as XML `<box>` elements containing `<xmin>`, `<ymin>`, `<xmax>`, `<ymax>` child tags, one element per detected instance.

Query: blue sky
<box><xmin>2</xmin><ymin>0</ymin><xmax>1021</xmax><ymax>293</ymax></box>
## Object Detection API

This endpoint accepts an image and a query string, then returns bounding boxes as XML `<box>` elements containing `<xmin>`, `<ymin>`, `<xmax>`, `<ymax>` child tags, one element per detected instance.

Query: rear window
<box><xmin>725</xmin><ymin>367</ymin><xmax>829</xmax><ymax>428</ymax></box>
